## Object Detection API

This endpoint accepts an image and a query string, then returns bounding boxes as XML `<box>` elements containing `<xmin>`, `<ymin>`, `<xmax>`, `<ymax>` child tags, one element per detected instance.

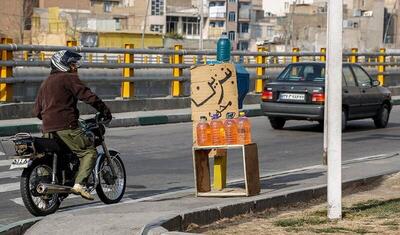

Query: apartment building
<box><xmin>0</xmin><ymin>0</ymin><xmax>38</xmax><ymax>43</ymax></box>
<box><xmin>207</xmin><ymin>0</ymin><xmax>263</xmax><ymax>50</ymax></box>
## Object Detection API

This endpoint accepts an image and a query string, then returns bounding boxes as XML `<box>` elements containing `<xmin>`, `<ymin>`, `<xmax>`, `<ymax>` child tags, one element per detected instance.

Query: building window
<box><xmin>229</xmin><ymin>0</ymin><xmax>236</xmax><ymax>2</ymax></box>
<box><xmin>240</xmin><ymin>23</ymin><xmax>249</xmax><ymax>33</ymax></box>
<box><xmin>238</xmin><ymin>41</ymin><xmax>249</xmax><ymax>51</ymax></box>
<box><xmin>115</xmin><ymin>18</ymin><xmax>121</xmax><ymax>30</ymax></box>
<box><xmin>267</xmin><ymin>26</ymin><xmax>274</xmax><ymax>36</ymax></box>
<box><xmin>228</xmin><ymin>31</ymin><xmax>235</xmax><ymax>41</ymax></box>
<box><xmin>209</xmin><ymin>2</ymin><xmax>224</xmax><ymax>6</ymax></box>
<box><xmin>104</xmin><ymin>1</ymin><xmax>112</xmax><ymax>12</ymax></box>
<box><xmin>150</xmin><ymin>24</ymin><xmax>164</xmax><ymax>33</ymax></box>
<box><xmin>182</xmin><ymin>17</ymin><xmax>199</xmax><ymax>36</ymax></box>
<box><xmin>166</xmin><ymin>16</ymin><xmax>178</xmax><ymax>33</ymax></box>
<box><xmin>228</xmin><ymin>12</ymin><xmax>236</xmax><ymax>21</ymax></box>
<box><xmin>210</xmin><ymin>21</ymin><xmax>224</xmax><ymax>28</ymax></box>
<box><xmin>151</xmin><ymin>0</ymin><xmax>164</xmax><ymax>16</ymax></box>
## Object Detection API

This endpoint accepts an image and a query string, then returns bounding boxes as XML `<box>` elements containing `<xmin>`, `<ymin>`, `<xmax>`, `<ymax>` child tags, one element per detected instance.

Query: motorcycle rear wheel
<box><xmin>21</xmin><ymin>161</ymin><xmax>60</xmax><ymax>216</ymax></box>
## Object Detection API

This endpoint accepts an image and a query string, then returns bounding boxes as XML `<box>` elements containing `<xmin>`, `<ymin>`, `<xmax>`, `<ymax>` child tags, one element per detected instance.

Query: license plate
<box><xmin>279</xmin><ymin>93</ymin><xmax>305</xmax><ymax>101</ymax></box>
<box><xmin>10</xmin><ymin>158</ymin><xmax>31</xmax><ymax>170</ymax></box>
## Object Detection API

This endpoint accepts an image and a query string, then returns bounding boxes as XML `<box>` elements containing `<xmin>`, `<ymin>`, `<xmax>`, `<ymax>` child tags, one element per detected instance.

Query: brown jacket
<box><xmin>34</xmin><ymin>71</ymin><xmax>108</xmax><ymax>133</ymax></box>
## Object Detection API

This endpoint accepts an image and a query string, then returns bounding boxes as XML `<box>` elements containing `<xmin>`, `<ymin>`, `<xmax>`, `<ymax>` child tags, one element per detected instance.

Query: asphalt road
<box><xmin>1</xmin><ymin>106</ymin><xmax>400</xmax><ymax>227</ymax></box>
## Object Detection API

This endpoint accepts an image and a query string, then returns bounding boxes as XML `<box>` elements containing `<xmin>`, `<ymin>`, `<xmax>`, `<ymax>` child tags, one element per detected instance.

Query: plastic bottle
<box><xmin>196</xmin><ymin>116</ymin><xmax>212</xmax><ymax>146</ymax></box>
<box><xmin>237</xmin><ymin>112</ymin><xmax>252</xmax><ymax>144</ymax></box>
<box><xmin>210</xmin><ymin>114</ymin><xmax>226</xmax><ymax>145</ymax></box>
<box><xmin>217</xmin><ymin>32</ymin><xmax>231</xmax><ymax>62</ymax></box>
<box><xmin>224</xmin><ymin>112</ymin><xmax>238</xmax><ymax>145</ymax></box>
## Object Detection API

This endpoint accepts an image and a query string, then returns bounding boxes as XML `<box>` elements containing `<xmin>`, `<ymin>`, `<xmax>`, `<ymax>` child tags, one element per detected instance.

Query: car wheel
<box><xmin>374</xmin><ymin>104</ymin><xmax>390</xmax><ymax>128</ymax></box>
<box><xmin>269</xmin><ymin>117</ymin><xmax>286</xmax><ymax>130</ymax></box>
<box><xmin>342</xmin><ymin>110</ymin><xmax>347</xmax><ymax>131</ymax></box>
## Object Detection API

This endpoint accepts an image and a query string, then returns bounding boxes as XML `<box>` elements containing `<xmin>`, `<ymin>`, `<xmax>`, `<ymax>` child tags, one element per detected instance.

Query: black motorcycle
<box><xmin>6</xmin><ymin>114</ymin><xmax>126</xmax><ymax>216</ymax></box>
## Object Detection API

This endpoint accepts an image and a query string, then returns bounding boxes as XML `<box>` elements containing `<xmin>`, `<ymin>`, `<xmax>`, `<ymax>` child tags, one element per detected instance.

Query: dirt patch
<box><xmin>189</xmin><ymin>173</ymin><xmax>400</xmax><ymax>234</ymax></box>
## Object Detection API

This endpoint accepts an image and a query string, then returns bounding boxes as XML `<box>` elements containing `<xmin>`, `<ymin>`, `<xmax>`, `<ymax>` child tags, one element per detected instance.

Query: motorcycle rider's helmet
<box><xmin>50</xmin><ymin>50</ymin><xmax>82</xmax><ymax>72</ymax></box>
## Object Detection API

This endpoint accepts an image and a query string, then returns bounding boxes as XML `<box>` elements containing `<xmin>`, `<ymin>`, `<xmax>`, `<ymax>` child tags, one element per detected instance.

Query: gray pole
<box><xmin>199</xmin><ymin>0</ymin><xmax>204</xmax><ymax>50</ymax></box>
<box><xmin>326</xmin><ymin>0</ymin><xmax>343</xmax><ymax>220</ymax></box>
<box><xmin>141</xmin><ymin>0</ymin><xmax>150</xmax><ymax>49</ymax></box>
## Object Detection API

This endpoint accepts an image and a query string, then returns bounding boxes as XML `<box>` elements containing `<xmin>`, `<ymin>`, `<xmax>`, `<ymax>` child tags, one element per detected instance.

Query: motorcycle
<box><xmin>5</xmin><ymin>114</ymin><xmax>126</xmax><ymax>216</ymax></box>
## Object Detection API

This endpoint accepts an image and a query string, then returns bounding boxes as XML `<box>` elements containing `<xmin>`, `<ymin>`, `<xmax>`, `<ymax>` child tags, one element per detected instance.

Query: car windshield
<box><xmin>277</xmin><ymin>64</ymin><xmax>326</xmax><ymax>82</ymax></box>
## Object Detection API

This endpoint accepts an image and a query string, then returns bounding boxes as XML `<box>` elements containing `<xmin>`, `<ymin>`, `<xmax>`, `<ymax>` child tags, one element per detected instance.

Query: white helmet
<box><xmin>50</xmin><ymin>50</ymin><xmax>82</xmax><ymax>72</ymax></box>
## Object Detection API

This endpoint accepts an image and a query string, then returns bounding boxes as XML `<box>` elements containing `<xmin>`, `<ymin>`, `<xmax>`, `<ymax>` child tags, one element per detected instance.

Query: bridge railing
<box><xmin>0</xmin><ymin>38</ymin><xmax>398</xmax><ymax>102</ymax></box>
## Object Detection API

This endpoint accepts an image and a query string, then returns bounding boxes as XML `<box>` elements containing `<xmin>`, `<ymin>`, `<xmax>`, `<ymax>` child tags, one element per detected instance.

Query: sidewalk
<box><xmin>19</xmin><ymin>152</ymin><xmax>400</xmax><ymax>235</ymax></box>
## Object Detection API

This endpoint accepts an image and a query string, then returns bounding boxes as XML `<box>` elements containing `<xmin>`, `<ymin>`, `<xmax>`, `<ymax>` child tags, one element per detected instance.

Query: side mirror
<box><xmin>372</xmin><ymin>80</ymin><xmax>380</xmax><ymax>87</ymax></box>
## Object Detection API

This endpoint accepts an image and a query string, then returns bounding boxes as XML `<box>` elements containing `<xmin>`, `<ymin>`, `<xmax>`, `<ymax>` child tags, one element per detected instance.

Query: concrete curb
<box><xmin>0</xmin><ymin>217</ymin><xmax>42</xmax><ymax>235</ymax></box>
<box><xmin>139</xmin><ymin>172</ymin><xmax>397</xmax><ymax>235</ymax></box>
<box><xmin>0</xmin><ymin>124</ymin><xmax>41</xmax><ymax>137</ymax></box>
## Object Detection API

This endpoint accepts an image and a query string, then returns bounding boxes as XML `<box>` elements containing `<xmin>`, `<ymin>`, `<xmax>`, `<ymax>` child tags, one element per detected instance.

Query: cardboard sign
<box><xmin>191</xmin><ymin>63</ymin><xmax>239</xmax><ymax>146</ymax></box>
<box><xmin>191</xmin><ymin>63</ymin><xmax>239</xmax><ymax>121</ymax></box>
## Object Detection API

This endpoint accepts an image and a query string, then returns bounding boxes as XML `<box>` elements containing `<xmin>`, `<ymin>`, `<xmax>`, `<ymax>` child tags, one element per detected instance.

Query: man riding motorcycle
<box><xmin>33</xmin><ymin>50</ymin><xmax>112</xmax><ymax>200</ymax></box>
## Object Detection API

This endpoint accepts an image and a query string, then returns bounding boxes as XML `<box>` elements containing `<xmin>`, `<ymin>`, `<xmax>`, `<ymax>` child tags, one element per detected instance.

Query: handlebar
<box><xmin>95</xmin><ymin>112</ymin><xmax>112</xmax><ymax>125</ymax></box>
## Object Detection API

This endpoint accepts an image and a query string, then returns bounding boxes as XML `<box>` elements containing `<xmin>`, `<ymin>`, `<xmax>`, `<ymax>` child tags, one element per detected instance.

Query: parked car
<box><xmin>261</xmin><ymin>62</ymin><xmax>392</xmax><ymax>130</ymax></box>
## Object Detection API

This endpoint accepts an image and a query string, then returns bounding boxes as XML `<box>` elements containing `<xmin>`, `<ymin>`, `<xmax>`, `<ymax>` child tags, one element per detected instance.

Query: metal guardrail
<box><xmin>0</xmin><ymin>39</ymin><xmax>397</xmax><ymax>101</ymax></box>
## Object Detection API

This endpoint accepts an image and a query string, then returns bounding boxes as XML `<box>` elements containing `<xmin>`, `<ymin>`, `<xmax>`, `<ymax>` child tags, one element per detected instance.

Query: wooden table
<box><xmin>192</xmin><ymin>143</ymin><xmax>260</xmax><ymax>197</ymax></box>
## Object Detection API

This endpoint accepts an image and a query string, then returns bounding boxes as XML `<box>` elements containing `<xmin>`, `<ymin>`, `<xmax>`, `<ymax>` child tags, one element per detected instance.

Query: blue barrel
<box><xmin>235</xmin><ymin>64</ymin><xmax>250</xmax><ymax>109</ymax></box>
<box><xmin>217</xmin><ymin>32</ymin><xmax>231</xmax><ymax>62</ymax></box>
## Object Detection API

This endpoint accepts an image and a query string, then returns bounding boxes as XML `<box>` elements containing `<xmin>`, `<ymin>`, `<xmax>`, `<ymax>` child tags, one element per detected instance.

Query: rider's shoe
<box><xmin>71</xmin><ymin>184</ymin><xmax>95</xmax><ymax>200</ymax></box>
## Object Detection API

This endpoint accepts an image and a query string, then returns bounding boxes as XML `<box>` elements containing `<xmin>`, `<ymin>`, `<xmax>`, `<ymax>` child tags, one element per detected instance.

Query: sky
<box><xmin>263</xmin><ymin>0</ymin><xmax>315</xmax><ymax>16</ymax></box>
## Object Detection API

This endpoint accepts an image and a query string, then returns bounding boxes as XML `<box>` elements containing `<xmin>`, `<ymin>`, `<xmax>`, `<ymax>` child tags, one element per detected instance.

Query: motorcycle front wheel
<box><xmin>96</xmin><ymin>153</ymin><xmax>126</xmax><ymax>204</ymax></box>
<box><xmin>20</xmin><ymin>161</ymin><xmax>60</xmax><ymax>216</ymax></box>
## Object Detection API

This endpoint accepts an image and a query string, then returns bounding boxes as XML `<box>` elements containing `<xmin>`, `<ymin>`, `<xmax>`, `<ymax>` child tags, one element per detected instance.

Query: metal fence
<box><xmin>0</xmin><ymin>39</ymin><xmax>398</xmax><ymax>102</ymax></box>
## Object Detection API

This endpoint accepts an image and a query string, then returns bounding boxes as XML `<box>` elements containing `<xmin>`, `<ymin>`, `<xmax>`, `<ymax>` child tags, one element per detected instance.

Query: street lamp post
<box><xmin>326</xmin><ymin>0</ymin><xmax>343</xmax><ymax>220</ymax></box>
<box><xmin>199</xmin><ymin>0</ymin><xmax>204</xmax><ymax>50</ymax></box>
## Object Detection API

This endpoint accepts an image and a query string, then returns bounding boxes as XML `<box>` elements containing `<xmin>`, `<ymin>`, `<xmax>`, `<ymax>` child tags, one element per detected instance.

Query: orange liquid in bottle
<box><xmin>237</xmin><ymin>112</ymin><xmax>252</xmax><ymax>144</ymax></box>
<box><xmin>210</xmin><ymin>115</ymin><xmax>226</xmax><ymax>145</ymax></box>
<box><xmin>224</xmin><ymin>113</ymin><xmax>238</xmax><ymax>145</ymax></box>
<box><xmin>196</xmin><ymin>116</ymin><xmax>212</xmax><ymax>146</ymax></box>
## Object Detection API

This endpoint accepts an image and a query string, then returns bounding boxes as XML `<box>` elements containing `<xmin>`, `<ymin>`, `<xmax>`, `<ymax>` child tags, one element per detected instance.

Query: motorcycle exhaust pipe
<box><xmin>36</xmin><ymin>183</ymin><xmax>72</xmax><ymax>194</ymax></box>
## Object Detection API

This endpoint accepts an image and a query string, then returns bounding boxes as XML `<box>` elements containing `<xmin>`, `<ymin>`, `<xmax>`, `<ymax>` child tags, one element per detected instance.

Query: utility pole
<box><xmin>141</xmin><ymin>0</ymin><xmax>150</xmax><ymax>49</ymax></box>
<box><xmin>326</xmin><ymin>0</ymin><xmax>343</xmax><ymax>220</ymax></box>
<box><xmin>199</xmin><ymin>0</ymin><xmax>204</xmax><ymax>50</ymax></box>
<box><xmin>285</xmin><ymin>1</ymin><xmax>296</xmax><ymax>50</ymax></box>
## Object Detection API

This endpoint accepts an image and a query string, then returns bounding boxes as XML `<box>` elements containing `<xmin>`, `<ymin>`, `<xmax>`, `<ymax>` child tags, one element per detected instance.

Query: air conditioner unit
<box><xmin>343</xmin><ymin>20</ymin><xmax>354</xmax><ymax>28</ymax></box>
<box><xmin>353</xmin><ymin>9</ymin><xmax>362</xmax><ymax>17</ymax></box>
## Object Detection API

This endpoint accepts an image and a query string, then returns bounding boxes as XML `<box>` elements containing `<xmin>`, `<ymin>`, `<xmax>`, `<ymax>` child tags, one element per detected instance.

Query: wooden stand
<box><xmin>193</xmin><ymin>143</ymin><xmax>260</xmax><ymax>197</ymax></box>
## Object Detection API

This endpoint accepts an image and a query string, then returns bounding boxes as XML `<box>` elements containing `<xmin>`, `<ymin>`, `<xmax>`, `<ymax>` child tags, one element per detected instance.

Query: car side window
<box><xmin>352</xmin><ymin>65</ymin><xmax>372</xmax><ymax>87</ymax></box>
<box><xmin>343</xmin><ymin>66</ymin><xmax>357</xmax><ymax>87</ymax></box>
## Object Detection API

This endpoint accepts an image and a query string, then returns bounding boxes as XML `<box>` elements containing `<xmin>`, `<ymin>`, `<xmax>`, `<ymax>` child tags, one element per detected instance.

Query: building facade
<box><xmin>206</xmin><ymin>0</ymin><xmax>263</xmax><ymax>50</ymax></box>
<box><xmin>0</xmin><ymin>0</ymin><xmax>38</xmax><ymax>43</ymax></box>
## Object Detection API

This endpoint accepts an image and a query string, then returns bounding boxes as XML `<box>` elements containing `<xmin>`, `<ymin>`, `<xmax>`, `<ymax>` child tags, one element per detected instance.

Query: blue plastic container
<box><xmin>217</xmin><ymin>32</ymin><xmax>231</xmax><ymax>62</ymax></box>
<box><xmin>235</xmin><ymin>64</ymin><xmax>249</xmax><ymax>109</ymax></box>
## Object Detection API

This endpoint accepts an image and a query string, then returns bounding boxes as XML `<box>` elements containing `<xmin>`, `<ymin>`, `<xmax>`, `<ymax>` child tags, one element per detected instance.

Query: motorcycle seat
<box><xmin>33</xmin><ymin>137</ymin><xmax>61</xmax><ymax>153</ymax></box>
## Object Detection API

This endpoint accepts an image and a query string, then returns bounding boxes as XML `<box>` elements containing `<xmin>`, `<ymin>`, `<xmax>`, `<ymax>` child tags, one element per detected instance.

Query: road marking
<box><xmin>10</xmin><ymin>194</ymin><xmax>82</xmax><ymax>207</ymax></box>
<box><xmin>74</xmin><ymin>152</ymin><xmax>400</xmax><ymax>212</ymax></box>
<box><xmin>0</xmin><ymin>160</ymin><xmax>12</xmax><ymax>167</ymax></box>
<box><xmin>10</xmin><ymin>197</ymin><xmax>23</xmax><ymax>206</ymax></box>
<box><xmin>10</xmin><ymin>152</ymin><xmax>400</xmax><ymax>212</ymax></box>
<box><xmin>0</xmin><ymin>171</ymin><xmax>20</xmax><ymax>179</ymax></box>
<box><xmin>0</xmin><ymin>182</ymin><xmax>19</xmax><ymax>193</ymax></box>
